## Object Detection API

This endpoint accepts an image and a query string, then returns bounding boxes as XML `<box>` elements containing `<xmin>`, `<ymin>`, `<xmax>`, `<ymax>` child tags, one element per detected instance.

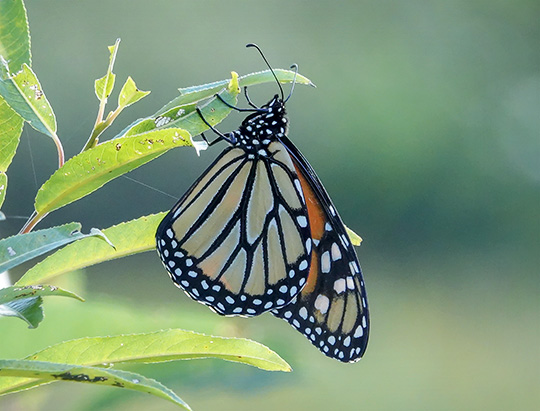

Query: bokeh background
<box><xmin>1</xmin><ymin>1</ymin><xmax>539</xmax><ymax>410</ymax></box>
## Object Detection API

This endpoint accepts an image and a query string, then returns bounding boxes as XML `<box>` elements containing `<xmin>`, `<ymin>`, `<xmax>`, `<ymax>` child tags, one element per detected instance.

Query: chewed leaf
<box><xmin>0</xmin><ymin>222</ymin><xmax>112</xmax><ymax>273</ymax></box>
<box><xmin>120</xmin><ymin>72</ymin><xmax>241</xmax><ymax>139</ymax></box>
<box><xmin>0</xmin><ymin>359</ymin><xmax>190</xmax><ymax>409</ymax></box>
<box><xmin>0</xmin><ymin>62</ymin><xmax>56</xmax><ymax>137</ymax></box>
<box><xmin>34</xmin><ymin>128</ymin><xmax>191</xmax><ymax>216</ymax></box>
<box><xmin>17</xmin><ymin>213</ymin><xmax>166</xmax><ymax>286</ymax></box>
<box><xmin>118</xmin><ymin>76</ymin><xmax>150</xmax><ymax>108</ymax></box>
<box><xmin>0</xmin><ymin>285</ymin><xmax>84</xmax><ymax>306</ymax></box>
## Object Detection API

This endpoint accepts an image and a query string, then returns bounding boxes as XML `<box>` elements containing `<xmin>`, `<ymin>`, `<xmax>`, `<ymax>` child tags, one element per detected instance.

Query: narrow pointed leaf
<box><xmin>0</xmin><ymin>95</ymin><xmax>24</xmax><ymax>171</ymax></box>
<box><xmin>31</xmin><ymin>330</ymin><xmax>292</xmax><ymax>370</ymax></box>
<box><xmin>33</xmin><ymin>128</ymin><xmax>192</xmax><ymax>216</ymax></box>
<box><xmin>16</xmin><ymin>213</ymin><xmax>165</xmax><ymax>286</ymax></box>
<box><xmin>0</xmin><ymin>63</ymin><xmax>56</xmax><ymax>137</ymax></box>
<box><xmin>118</xmin><ymin>76</ymin><xmax>150</xmax><ymax>108</ymax></box>
<box><xmin>157</xmin><ymin>69</ymin><xmax>313</xmax><ymax>115</ymax></box>
<box><xmin>0</xmin><ymin>329</ymin><xmax>290</xmax><ymax>396</ymax></box>
<box><xmin>0</xmin><ymin>222</ymin><xmax>110</xmax><ymax>273</ymax></box>
<box><xmin>0</xmin><ymin>359</ymin><xmax>190</xmax><ymax>409</ymax></box>
<box><xmin>94</xmin><ymin>39</ymin><xmax>120</xmax><ymax>102</ymax></box>
<box><xmin>0</xmin><ymin>0</ymin><xmax>31</xmax><ymax>70</ymax></box>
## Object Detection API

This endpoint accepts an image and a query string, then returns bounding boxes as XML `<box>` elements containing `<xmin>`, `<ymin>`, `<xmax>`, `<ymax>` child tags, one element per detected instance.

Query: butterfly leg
<box><xmin>200</xmin><ymin>132</ymin><xmax>222</xmax><ymax>147</ymax></box>
<box><xmin>196</xmin><ymin>107</ymin><xmax>236</xmax><ymax>144</ymax></box>
<box><xmin>214</xmin><ymin>94</ymin><xmax>267</xmax><ymax>113</ymax></box>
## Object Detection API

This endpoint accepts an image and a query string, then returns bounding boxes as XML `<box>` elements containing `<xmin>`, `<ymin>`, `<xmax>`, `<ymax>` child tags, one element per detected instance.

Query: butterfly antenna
<box><xmin>285</xmin><ymin>64</ymin><xmax>299</xmax><ymax>102</ymax></box>
<box><xmin>246</xmin><ymin>43</ymin><xmax>284</xmax><ymax>101</ymax></box>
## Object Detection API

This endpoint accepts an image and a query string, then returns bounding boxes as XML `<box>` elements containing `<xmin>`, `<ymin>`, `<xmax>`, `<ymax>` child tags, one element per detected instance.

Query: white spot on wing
<box><xmin>314</xmin><ymin>294</ymin><xmax>330</xmax><ymax>314</ymax></box>
<box><xmin>331</xmin><ymin>242</ymin><xmax>342</xmax><ymax>260</ymax></box>
<box><xmin>321</xmin><ymin>251</ymin><xmax>331</xmax><ymax>273</ymax></box>
<box><xmin>333</xmin><ymin>278</ymin><xmax>346</xmax><ymax>294</ymax></box>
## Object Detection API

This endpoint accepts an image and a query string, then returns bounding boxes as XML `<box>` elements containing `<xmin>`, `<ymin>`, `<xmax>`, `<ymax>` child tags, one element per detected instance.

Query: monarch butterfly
<box><xmin>156</xmin><ymin>44</ymin><xmax>369</xmax><ymax>362</ymax></box>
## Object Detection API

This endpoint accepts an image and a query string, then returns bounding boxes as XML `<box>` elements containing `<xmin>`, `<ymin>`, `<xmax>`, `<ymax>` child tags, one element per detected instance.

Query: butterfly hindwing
<box><xmin>272</xmin><ymin>137</ymin><xmax>370</xmax><ymax>362</ymax></box>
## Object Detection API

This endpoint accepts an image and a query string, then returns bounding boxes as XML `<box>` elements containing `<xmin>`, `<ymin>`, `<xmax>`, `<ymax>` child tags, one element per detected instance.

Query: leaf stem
<box><xmin>51</xmin><ymin>131</ymin><xmax>65</xmax><ymax>167</ymax></box>
<box><xmin>19</xmin><ymin>211</ymin><xmax>47</xmax><ymax>234</ymax></box>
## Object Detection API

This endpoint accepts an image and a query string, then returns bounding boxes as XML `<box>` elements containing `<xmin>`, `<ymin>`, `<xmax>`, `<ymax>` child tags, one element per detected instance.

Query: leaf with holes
<box><xmin>0</xmin><ymin>359</ymin><xmax>190</xmax><ymax>409</ymax></box>
<box><xmin>33</xmin><ymin>128</ymin><xmax>192</xmax><ymax>217</ymax></box>
<box><xmin>0</xmin><ymin>63</ymin><xmax>56</xmax><ymax>138</ymax></box>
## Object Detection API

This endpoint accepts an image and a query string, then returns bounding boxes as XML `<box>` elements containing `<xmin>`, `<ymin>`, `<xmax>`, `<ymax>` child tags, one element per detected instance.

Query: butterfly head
<box><xmin>228</xmin><ymin>95</ymin><xmax>289</xmax><ymax>154</ymax></box>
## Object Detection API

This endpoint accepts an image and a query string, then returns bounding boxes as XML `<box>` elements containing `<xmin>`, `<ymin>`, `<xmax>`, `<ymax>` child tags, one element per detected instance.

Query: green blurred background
<box><xmin>1</xmin><ymin>1</ymin><xmax>539</xmax><ymax>410</ymax></box>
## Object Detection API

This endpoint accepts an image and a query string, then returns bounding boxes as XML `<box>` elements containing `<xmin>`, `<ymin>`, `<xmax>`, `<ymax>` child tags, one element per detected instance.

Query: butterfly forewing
<box><xmin>157</xmin><ymin>98</ymin><xmax>312</xmax><ymax>316</ymax></box>
<box><xmin>272</xmin><ymin>139</ymin><xmax>370</xmax><ymax>362</ymax></box>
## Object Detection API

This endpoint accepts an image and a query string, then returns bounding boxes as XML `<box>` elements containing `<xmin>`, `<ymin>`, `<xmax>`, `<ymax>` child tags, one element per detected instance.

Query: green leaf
<box><xmin>120</xmin><ymin>71</ymin><xmax>241</xmax><ymax>138</ymax></box>
<box><xmin>0</xmin><ymin>285</ymin><xmax>82</xmax><ymax>328</ymax></box>
<box><xmin>33</xmin><ymin>128</ymin><xmax>192</xmax><ymax>217</ymax></box>
<box><xmin>0</xmin><ymin>297</ymin><xmax>43</xmax><ymax>328</ymax></box>
<box><xmin>0</xmin><ymin>0</ymin><xmax>31</xmax><ymax>70</ymax></box>
<box><xmin>0</xmin><ymin>63</ymin><xmax>57</xmax><ymax>137</ymax></box>
<box><xmin>0</xmin><ymin>359</ymin><xmax>190</xmax><ymax>409</ymax></box>
<box><xmin>0</xmin><ymin>93</ymin><xmax>24</xmax><ymax>171</ymax></box>
<box><xmin>118</xmin><ymin>76</ymin><xmax>150</xmax><ymax>108</ymax></box>
<box><xmin>157</xmin><ymin>68</ymin><xmax>313</xmax><ymax>115</ymax></box>
<box><xmin>94</xmin><ymin>39</ymin><xmax>120</xmax><ymax>102</ymax></box>
<box><xmin>0</xmin><ymin>285</ymin><xmax>84</xmax><ymax>306</ymax></box>
<box><xmin>32</xmin><ymin>330</ymin><xmax>291</xmax><ymax>370</ymax></box>
<box><xmin>0</xmin><ymin>222</ymin><xmax>111</xmax><ymax>273</ymax></box>
<box><xmin>0</xmin><ymin>330</ymin><xmax>290</xmax><ymax>397</ymax></box>
<box><xmin>16</xmin><ymin>213</ymin><xmax>165</xmax><ymax>286</ymax></box>
<box><xmin>345</xmin><ymin>225</ymin><xmax>363</xmax><ymax>246</ymax></box>
<box><xmin>0</xmin><ymin>171</ymin><xmax>6</xmax><ymax>209</ymax></box>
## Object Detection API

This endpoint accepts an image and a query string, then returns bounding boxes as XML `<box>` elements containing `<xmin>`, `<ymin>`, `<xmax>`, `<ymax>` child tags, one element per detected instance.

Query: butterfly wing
<box><xmin>156</xmin><ymin>143</ymin><xmax>312</xmax><ymax>316</ymax></box>
<box><xmin>272</xmin><ymin>136</ymin><xmax>370</xmax><ymax>362</ymax></box>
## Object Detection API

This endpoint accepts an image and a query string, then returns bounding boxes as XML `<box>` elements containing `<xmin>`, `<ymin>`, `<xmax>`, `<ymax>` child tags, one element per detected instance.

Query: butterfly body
<box><xmin>157</xmin><ymin>90</ymin><xmax>369</xmax><ymax>362</ymax></box>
